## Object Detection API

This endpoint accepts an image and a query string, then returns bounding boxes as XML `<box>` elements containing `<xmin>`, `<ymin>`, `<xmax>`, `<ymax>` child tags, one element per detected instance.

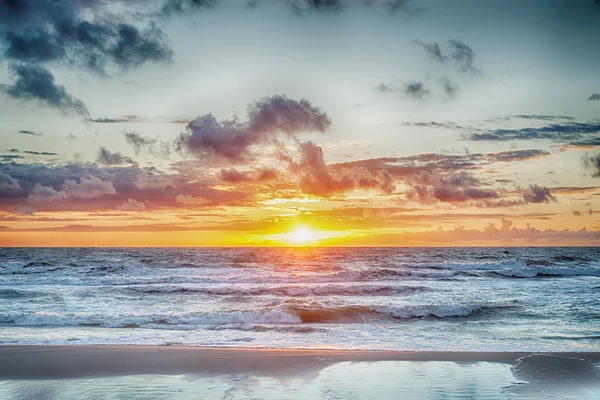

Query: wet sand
<box><xmin>0</xmin><ymin>346</ymin><xmax>599</xmax><ymax>399</ymax></box>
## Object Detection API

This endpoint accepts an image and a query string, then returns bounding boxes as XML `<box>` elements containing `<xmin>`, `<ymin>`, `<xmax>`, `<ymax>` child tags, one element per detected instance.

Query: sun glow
<box><xmin>289</xmin><ymin>227</ymin><xmax>315</xmax><ymax>244</ymax></box>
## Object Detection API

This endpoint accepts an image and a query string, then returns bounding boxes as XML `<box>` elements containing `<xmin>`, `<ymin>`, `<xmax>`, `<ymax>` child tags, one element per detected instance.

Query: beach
<box><xmin>1</xmin><ymin>346</ymin><xmax>599</xmax><ymax>399</ymax></box>
<box><xmin>2</xmin><ymin>248</ymin><xmax>600</xmax><ymax>398</ymax></box>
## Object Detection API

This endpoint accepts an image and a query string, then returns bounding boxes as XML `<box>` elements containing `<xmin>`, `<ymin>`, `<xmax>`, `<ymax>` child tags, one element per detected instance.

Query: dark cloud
<box><xmin>0</xmin><ymin>0</ymin><xmax>172</xmax><ymax>74</ymax></box>
<box><xmin>440</xmin><ymin>77</ymin><xmax>458</xmax><ymax>97</ymax></box>
<box><xmin>379</xmin><ymin>80</ymin><xmax>456</xmax><ymax>100</ymax></box>
<box><xmin>161</xmin><ymin>0</ymin><xmax>219</xmax><ymax>15</ymax></box>
<box><xmin>414</xmin><ymin>40</ymin><xmax>445</xmax><ymax>62</ymax></box>
<box><xmin>486</xmin><ymin>149</ymin><xmax>551</xmax><ymax>163</ymax></box>
<box><xmin>1</xmin><ymin>63</ymin><xmax>88</xmax><ymax>116</ymax></box>
<box><xmin>401</xmin><ymin>121</ymin><xmax>466</xmax><ymax>129</ymax></box>
<box><xmin>405</xmin><ymin>171</ymin><xmax>500</xmax><ymax>204</ymax></box>
<box><xmin>96</xmin><ymin>148</ymin><xmax>135</xmax><ymax>166</ymax></box>
<box><xmin>447</xmin><ymin>40</ymin><xmax>479</xmax><ymax>75</ymax></box>
<box><xmin>0</xmin><ymin>0</ymin><xmax>172</xmax><ymax>114</ymax></box>
<box><xmin>589</xmin><ymin>93</ymin><xmax>600</xmax><ymax>101</ymax></box>
<box><xmin>505</xmin><ymin>114</ymin><xmax>575</xmax><ymax>121</ymax></box>
<box><xmin>124</xmin><ymin>131</ymin><xmax>171</xmax><ymax>158</ymax></box>
<box><xmin>375</xmin><ymin>0</ymin><xmax>423</xmax><ymax>14</ymax></box>
<box><xmin>415</xmin><ymin>39</ymin><xmax>480</xmax><ymax>75</ymax></box>
<box><xmin>582</xmin><ymin>153</ymin><xmax>600</xmax><ymax>177</ymax></box>
<box><xmin>0</xmin><ymin>161</ymin><xmax>248</xmax><ymax>212</ymax></box>
<box><xmin>17</xmin><ymin>130</ymin><xmax>41</xmax><ymax>136</ymax></box>
<box><xmin>22</xmin><ymin>151</ymin><xmax>58</xmax><ymax>156</ymax></box>
<box><xmin>376</xmin><ymin>83</ymin><xmax>399</xmax><ymax>93</ymax></box>
<box><xmin>331</xmin><ymin>149</ymin><xmax>554</xmax><ymax>182</ymax></box>
<box><xmin>218</xmin><ymin>168</ymin><xmax>251</xmax><ymax>183</ymax></box>
<box><xmin>87</xmin><ymin>116</ymin><xmax>146</xmax><ymax>124</ymax></box>
<box><xmin>468</xmin><ymin>122</ymin><xmax>600</xmax><ymax>142</ymax></box>
<box><xmin>522</xmin><ymin>184</ymin><xmax>556</xmax><ymax>203</ymax></box>
<box><xmin>1</xmin><ymin>155</ymin><xmax>24</xmax><ymax>161</ymax></box>
<box><xmin>125</xmin><ymin>132</ymin><xmax>156</xmax><ymax>154</ymax></box>
<box><xmin>175</xmin><ymin>95</ymin><xmax>331</xmax><ymax>162</ymax></box>
<box><xmin>289</xmin><ymin>0</ymin><xmax>344</xmax><ymax>14</ymax></box>
<box><xmin>0</xmin><ymin>172</ymin><xmax>21</xmax><ymax>192</ymax></box>
<box><xmin>403</xmin><ymin>81</ymin><xmax>429</xmax><ymax>99</ymax></box>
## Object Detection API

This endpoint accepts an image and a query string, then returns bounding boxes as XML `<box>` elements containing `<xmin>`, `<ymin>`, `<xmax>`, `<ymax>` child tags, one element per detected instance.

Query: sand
<box><xmin>0</xmin><ymin>346</ymin><xmax>599</xmax><ymax>399</ymax></box>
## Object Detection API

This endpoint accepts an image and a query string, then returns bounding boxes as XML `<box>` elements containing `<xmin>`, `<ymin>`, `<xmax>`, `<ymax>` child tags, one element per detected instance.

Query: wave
<box><xmin>0</xmin><ymin>289</ymin><xmax>47</xmax><ymax>299</ymax></box>
<box><xmin>0</xmin><ymin>302</ymin><xmax>508</xmax><ymax>329</ymax></box>
<box><xmin>541</xmin><ymin>335</ymin><xmax>600</xmax><ymax>341</ymax></box>
<box><xmin>435</xmin><ymin>259</ymin><xmax>600</xmax><ymax>278</ymax></box>
<box><xmin>130</xmin><ymin>284</ymin><xmax>425</xmax><ymax>297</ymax></box>
<box><xmin>491</xmin><ymin>266</ymin><xmax>600</xmax><ymax>278</ymax></box>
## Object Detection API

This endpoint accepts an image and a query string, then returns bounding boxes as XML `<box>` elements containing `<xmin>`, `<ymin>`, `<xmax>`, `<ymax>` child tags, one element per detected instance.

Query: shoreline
<box><xmin>1</xmin><ymin>345</ymin><xmax>599</xmax><ymax>380</ymax></box>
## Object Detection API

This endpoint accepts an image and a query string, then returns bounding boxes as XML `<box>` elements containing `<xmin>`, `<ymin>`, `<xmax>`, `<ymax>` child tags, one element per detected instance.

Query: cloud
<box><xmin>118</xmin><ymin>198</ymin><xmax>146</xmax><ymax>211</ymax></box>
<box><xmin>26</xmin><ymin>175</ymin><xmax>116</xmax><ymax>204</ymax></box>
<box><xmin>175</xmin><ymin>194</ymin><xmax>210</xmax><ymax>206</ymax></box>
<box><xmin>26</xmin><ymin>183</ymin><xmax>67</xmax><ymax>203</ymax></box>
<box><xmin>582</xmin><ymin>153</ymin><xmax>600</xmax><ymax>177</ymax></box>
<box><xmin>134</xmin><ymin>174</ymin><xmax>173</xmax><ymax>189</ymax></box>
<box><xmin>378</xmin><ymin>80</ymin><xmax>456</xmax><ymax>100</ymax></box>
<box><xmin>405</xmin><ymin>171</ymin><xmax>500</xmax><ymax>204</ymax></box>
<box><xmin>17</xmin><ymin>130</ymin><xmax>41</xmax><ymax>136</ymax></box>
<box><xmin>588</xmin><ymin>93</ymin><xmax>600</xmax><ymax>101</ymax></box>
<box><xmin>468</xmin><ymin>122</ymin><xmax>600</xmax><ymax>142</ymax></box>
<box><xmin>0</xmin><ymin>0</ymin><xmax>172</xmax><ymax>74</ymax></box>
<box><xmin>124</xmin><ymin>131</ymin><xmax>171</xmax><ymax>158</ymax></box>
<box><xmin>1</xmin><ymin>155</ymin><xmax>24</xmax><ymax>161</ymax></box>
<box><xmin>295</xmin><ymin>141</ymin><xmax>394</xmax><ymax>196</ymax></box>
<box><xmin>1</xmin><ymin>63</ymin><xmax>89</xmax><ymax>116</ymax></box>
<box><xmin>376</xmin><ymin>83</ymin><xmax>398</xmax><ymax>93</ymax></box>
<box><xmin>288</xmin><ymin>0</ymin><xmax>344</xmax><ymax>14</ymax></box>
<box><xmin>486</xmin><ymin>149</ymin><xmax>551</xmax><ymax>162</ymax></box>
<box><xmin>440</xmin><ymin>77</ymin><xmax>458</xmax><ymax>97</ymax></box>
<box><xmin>447</xmin><ymin>40</ymin><xmax>479</xmax><ymax>74</ymax></box>
<box><xmin>22</xmin><ymin>151</ymin><xmax>58</xmax><ymax>156</ymax></box>
<box><xmin>96</xmin><ymin>147</ymin><xmax>135</xmax><ymax>166</ymax></box>
<box><xmin>0</xmin><ymin>161</ymin><xmax>248</xmax><ymax>212</ymax></box>
<box><xmin>87</xmin><ymin>116</ymin><xmax>146</xmax><ymax>124</ymax></box>
<box><xmin>0</xmin><ymin>172</ymin><xmax>21</xmax><ymax>192</ymax></box>
<box><xmin>0</xmin><ymin>0</ymin><xmax>173</xmax><ymax>114</ymax></box>
<box><xmin>219</xmin><ymin>168</ymin><xmax>251</xmax><ymax>183</ymax></box>
<box><xmin>175</xmin><ymin>95</ymin><xmax>331</xmax><ymax>162</ymax></box>
<box><xmin>504</xmin><ymin>115</ymin><xmax>575</xmax><ymax>121</ymax></box>
<box><xmin>288</xmin><ymin>0</ymin><xmax>423</xmax><ymax>15</ymax></box>
<box><xmin>296</xmin><ymin>141</ymin><xmax>355</xmax><ymax>195</ymax></box>
<box><xmin>401</xmin><ymin>121</ymin><xmax>465</xmax><ymax>129</ymax></box>
<box><xmin>161</xmin><ymin>0</ymin><xmax>219</xmax><ymax>16</ymax></box>
<box><xmin>415</xmin><ymin>39</ymin><xmax>480</xmax><ymax>74</ymax></box>
<box><xmin>403</xmin><ymin>81</ymin><xmax>429</xmax><ymax>99</ymax></box>
<box><xmin>414</xmin><ymin>40</ymin><xmax>445</xmax><ymax>62</ymax></box>
<box><xmin>522</xmin><ymin>184</ymin><xmax>556</xmax><ymax>203</ymax></box>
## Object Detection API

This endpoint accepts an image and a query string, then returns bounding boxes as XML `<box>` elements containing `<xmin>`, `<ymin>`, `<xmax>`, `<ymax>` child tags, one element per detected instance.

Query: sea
<box><xmin>1</xmin><ymin>247</ymin><xmax>599</xmax><ymax>351</ymax></box>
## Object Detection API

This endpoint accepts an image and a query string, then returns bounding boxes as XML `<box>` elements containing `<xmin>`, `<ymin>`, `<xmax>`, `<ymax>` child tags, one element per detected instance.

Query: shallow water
<box><xmin>0</xmin><ymin>362</ymin><xmax>522</xmax><ymax>400</ymax></box>
<box><xmin>2</xmin><ymin>359</ymin><xmax>599</xmax><ymax>400</ymax></box>
<box><xmin>1</xmin><ymin>247</ymin><xmax>599</xmax><ymax>351</ymax></box>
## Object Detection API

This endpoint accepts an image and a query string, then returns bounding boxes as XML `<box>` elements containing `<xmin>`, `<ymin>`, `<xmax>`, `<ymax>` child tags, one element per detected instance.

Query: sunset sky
<box><xmin>1</xmin><ymin>0</ymin><xmax>600</xmax><ymax>246</ymax></box>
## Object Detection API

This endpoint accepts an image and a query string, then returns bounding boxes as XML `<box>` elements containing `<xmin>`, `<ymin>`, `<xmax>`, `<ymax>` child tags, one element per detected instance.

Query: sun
<box><xmin>287</xmin><ymin>226</ymin><xmax>319</xmax><ymax>245</ymax></box>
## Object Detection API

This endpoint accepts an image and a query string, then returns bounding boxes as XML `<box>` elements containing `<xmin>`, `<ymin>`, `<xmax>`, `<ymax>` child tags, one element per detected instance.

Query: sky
<box><xmin>1</xmin><ymin>0</ymin><xmax>600</xmax><ymax>246</ymax></box>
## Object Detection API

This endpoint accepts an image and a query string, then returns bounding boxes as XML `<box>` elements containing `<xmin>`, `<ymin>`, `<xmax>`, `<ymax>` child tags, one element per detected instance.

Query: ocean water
<box><xmin>0</xmin><ymin>247</ymin><xmax>599</xmax><ymax>351</ymax></box>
